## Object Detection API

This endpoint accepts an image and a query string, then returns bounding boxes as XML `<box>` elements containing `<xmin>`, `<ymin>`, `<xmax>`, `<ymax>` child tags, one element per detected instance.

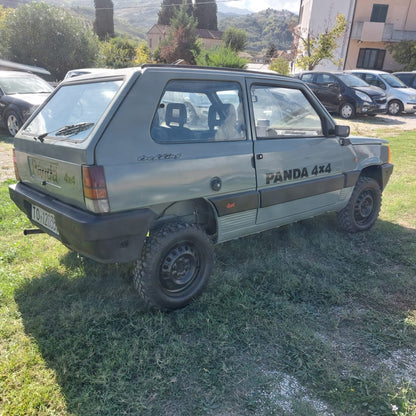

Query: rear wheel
<box><xmin>133</xmin><ymin>222</ymin><xmax>214</xmax><ymax>311</ymax></box>
<box><xmin>337</xmin><ymin>176</ymin><xmax>381</xmax><ymax>233</ymax></box>
<box><xmin>6</xmin><ymin>110</ymin><xmax>22</xmax><ymax>136</ymax></box>
<box><xmin>339</xmin><ymin>102</ymin><xmax>356</xmax><ymax>119</ymax></box>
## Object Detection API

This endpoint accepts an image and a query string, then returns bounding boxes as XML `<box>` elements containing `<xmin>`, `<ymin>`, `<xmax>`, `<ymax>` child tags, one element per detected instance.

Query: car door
<box><xmin>247</xmin><ymin>78</ymin><xmax>357</xmax><ymax>227</ymax></box>
<box><xmin>312</xmin><ymin>73</ymin><xmax>341</xmax><ymax>112</ymax></box>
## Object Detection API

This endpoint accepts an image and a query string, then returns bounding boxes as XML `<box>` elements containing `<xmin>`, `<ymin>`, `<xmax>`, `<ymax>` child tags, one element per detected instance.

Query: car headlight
<box><xmin>355</xmin><ymin>91</ymin><xmax>372</xmax><ymax>103</ymax></box>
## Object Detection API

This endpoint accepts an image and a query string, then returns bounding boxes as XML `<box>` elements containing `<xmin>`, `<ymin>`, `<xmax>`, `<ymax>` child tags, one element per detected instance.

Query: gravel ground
<box><xmin>1</xmin><ymin>113</ymin><xmax>415</xmax><ymax>183</ymax></box>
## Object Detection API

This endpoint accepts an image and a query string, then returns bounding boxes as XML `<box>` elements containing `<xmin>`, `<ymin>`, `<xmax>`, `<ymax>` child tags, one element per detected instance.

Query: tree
<box><xmin>94</xmin><ymin>0</ymin><xmax>114</xmax><ymax>40</ymax></box>
<box><xmin>158</xmin><ymin>0</ymin><xmax>192</xmax><ymax>26</ymax></box>
<box><xmin>100</xmin><ymin>36</ymin><xmax>137</xmax><ymax>68</ymax></box>
<box><xmin>222</xmin><ymin>27</ymin><xmax>247</xmax><ymax>52</ymax></box>
<box><xmin>157</xmin><ymin>1</ymin><xmax>200</xmax><ymax>64</ymax></box>
<box><xmin>196</xmin><ymin>45</ymin><xmax>247</xmax><ymax>69</ymax></box>
<box><xmin>0</xmin><ymin>3</ymin><xmax>99</xmax><ymax>79</ymax></box>
<box><xmin>295</xmin><ymin>14</ymin><xmax>347</xmax><ymax>70</ymax></box>
<box><xmin>194</xmin><ymin>0</ymin><xmax>217</xmax><ymax>30</ymax></box>
<box><xmin>387</xmin><ymin>41</ymin><xmax>416</xmax><ymax>70</ymax></box>
<box><xmin>270</xmin><ymin>57</ymin><xmax>290</xmax><ymax>75</ymax></box>
<box><xmin>135</xmin><ymin>41</ymin><xmax>152</xmax><ymax>65</ymax></box>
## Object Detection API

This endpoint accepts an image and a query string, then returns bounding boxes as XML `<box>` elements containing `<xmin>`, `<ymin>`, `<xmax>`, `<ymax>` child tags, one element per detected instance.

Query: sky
<box><xmin>223</xmin><ymin>0</ymin><xmax>301</xmax><ymax>13</ymax></box>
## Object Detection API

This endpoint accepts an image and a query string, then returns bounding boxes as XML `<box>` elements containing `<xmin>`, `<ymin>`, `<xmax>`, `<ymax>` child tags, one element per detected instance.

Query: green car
<box><xmin>9</xmin><ymin>65</ymin><xmax>393</xmax><ymax>311</ymax></box>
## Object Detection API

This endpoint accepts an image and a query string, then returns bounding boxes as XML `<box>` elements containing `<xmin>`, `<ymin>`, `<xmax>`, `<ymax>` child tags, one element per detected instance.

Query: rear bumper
<box><xmin>9</xmin><ymin>182</ymin><xmax>156</xmax><ymax>263</ymax></box>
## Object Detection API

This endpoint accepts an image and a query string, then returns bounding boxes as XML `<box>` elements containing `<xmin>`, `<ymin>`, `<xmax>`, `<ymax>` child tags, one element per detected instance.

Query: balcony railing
<box><xmin>351</xmin><ymin>21</ymin><xmax>416</xmax><ymax>42</ymax></box>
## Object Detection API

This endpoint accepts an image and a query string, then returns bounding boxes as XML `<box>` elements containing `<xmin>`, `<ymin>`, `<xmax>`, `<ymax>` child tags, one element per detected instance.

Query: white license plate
<box><xmin>31</xmin><ymin>204</ymin><xmax>59</xmax><ymax>235</ymax></box>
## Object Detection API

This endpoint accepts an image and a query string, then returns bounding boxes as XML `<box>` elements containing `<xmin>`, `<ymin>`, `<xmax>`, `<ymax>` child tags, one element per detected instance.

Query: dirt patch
<box><xmin>0</xmin><ymin>136</ymin><xmax>14</xmax><ymax>183</ymax></box>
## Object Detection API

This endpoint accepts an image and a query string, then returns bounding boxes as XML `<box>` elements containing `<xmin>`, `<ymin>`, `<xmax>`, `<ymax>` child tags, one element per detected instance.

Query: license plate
<box><xmin>31</xmin><ymin>204</ymin><xmax>59</xmax><ymax>235</ymax></box>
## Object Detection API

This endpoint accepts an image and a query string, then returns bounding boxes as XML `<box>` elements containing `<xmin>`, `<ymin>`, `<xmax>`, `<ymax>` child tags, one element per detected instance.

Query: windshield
<box><xmin>337</xmin><ymin>74</ymin><xmax>370</xmax><ymax>88</ymax></box>
<box><xmin>380</xmin><ymin>73</ymin><xmax>407</xmax><ymax>88</ymax></box>
<box><xmin>22</xmin><ymin>79</ymin><xmax>123</xmax><ymax>141</ymax></box>
<box><xmin>0</xmin><ymin>75</ymin><xmax>53</xmax><ymax>94</ymax></box>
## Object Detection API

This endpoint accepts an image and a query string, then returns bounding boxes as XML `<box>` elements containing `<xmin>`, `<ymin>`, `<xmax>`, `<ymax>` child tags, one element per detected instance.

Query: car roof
<box><xmin>0</xmin><ymin>70</ymin><xmax>41</xmax><ymax>78</ymax></box>
<box><xmin>348</xmin><ymin>69</ymin><xmax>387</xmax><ymax>74</ymax></box>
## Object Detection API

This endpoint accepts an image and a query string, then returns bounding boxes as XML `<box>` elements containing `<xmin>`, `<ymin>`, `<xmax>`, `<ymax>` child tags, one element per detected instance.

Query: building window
<box><xmin>357</xmin><ymin>48</ymin><xmax>386</xmax><ymax>69</ymax></box>
<box><xmin>370</xmin><ymin>4</ymin><xmax>388</xmax><ymax>23</ymax></box>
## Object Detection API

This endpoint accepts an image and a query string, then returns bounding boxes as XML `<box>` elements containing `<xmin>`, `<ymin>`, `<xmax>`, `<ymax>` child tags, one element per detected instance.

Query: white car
<box><xmin>347</xmin><ymin>69</ymin><xmax>416</xmax><ymax>115</ymax></box>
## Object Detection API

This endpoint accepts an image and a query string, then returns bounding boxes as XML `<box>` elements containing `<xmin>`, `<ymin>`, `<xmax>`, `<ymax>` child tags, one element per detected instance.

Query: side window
<box><xmin>251</xmin><ymin>85</ymin><xmax>323</xmax><ymax>139</ymax></box>
<box><xmin>316</xmin><ymin>74</ymin><xmax>336</xmax><ymax>86</ymax></box>
<box><xmin>300</xmin><ymin>73</ymin><xmax>314</xmax><ymax>83</ymax></box>
<box><xmin>151</xmin><ymin>80</ymin><xmax>246</xmax><ymax>143</ymax></box>
<box><xmin>363</xmin><ymin>74</ymin><xmax>385</xmax><ymax>90</ymax></box>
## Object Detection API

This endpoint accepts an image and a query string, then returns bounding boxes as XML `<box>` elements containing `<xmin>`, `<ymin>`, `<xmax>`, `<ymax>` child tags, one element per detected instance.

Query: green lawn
<box><xmin>1</xmin><ymin>130</ymin><xmax>416</xmax><ymax>415</ymax></box>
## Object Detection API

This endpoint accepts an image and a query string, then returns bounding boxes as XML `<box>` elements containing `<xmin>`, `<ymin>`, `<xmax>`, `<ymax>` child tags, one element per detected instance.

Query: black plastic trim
<box><xmin>9</xmin><ymin>183</ymin><xmax>156</xmax><ymax>263</ymax></box>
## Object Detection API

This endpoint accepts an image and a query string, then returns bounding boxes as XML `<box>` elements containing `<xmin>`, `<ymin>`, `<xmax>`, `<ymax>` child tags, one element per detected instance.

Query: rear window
<box><xmin>22</xmin><ymin>80</ymin><xmax>123</xmax><ymax>141</ymax></box>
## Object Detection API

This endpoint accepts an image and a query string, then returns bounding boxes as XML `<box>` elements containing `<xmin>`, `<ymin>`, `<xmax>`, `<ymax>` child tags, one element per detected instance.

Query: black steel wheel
<box><xmin>133</xmin><ymin>222</ymin><xmax>214</xmax><ymax>311</ymax></box>
<box><xmin>337</xmin><ymin>176</ymin><xmax>382</xmax><ymax>233</ymax></box>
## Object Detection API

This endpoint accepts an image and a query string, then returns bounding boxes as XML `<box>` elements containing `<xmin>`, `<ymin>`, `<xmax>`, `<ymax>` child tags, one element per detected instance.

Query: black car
<box><xmin>393</xmin><ymin>72</ymin><xmax>416</xmax><ymax>89</ymax></box>
<box><xmin>0</xmin><ymin>70</ymin><xmax>53</xmax><ymax>136</ymax></box>
<box><xmin>297</xmin><ymin>71</ymin><xmax>387</xmax><ymax>119</ymax></box>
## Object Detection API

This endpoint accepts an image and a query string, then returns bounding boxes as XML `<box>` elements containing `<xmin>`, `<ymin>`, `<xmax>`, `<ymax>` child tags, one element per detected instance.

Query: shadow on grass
<box><xmin>14</xmin><ymin>217</ymin><xmax>416</xmax><ymax>415</ymax></box>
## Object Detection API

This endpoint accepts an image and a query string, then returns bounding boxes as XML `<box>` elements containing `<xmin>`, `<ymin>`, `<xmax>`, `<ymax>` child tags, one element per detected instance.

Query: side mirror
<box><xmin>335</xmin><ymin>124</ymin><xmax>350</xmax><ymax>138</ymax></box>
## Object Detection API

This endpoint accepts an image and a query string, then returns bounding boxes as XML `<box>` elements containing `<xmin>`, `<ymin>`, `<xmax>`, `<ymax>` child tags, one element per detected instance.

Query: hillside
<box><xmin>219</xmin><ymin>9</ymin><xmax>298</xmax><ymax>54</ymax></box>
<box><xmin>2</xmin><ymin>0</ymin><xmax>297</xmax><ymax>54</ymax></box>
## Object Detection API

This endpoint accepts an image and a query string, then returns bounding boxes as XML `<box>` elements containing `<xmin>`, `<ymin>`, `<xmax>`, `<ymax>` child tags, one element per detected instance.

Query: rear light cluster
<box><xmin>82</xmin><ymin>165</ymin><xmax>110</xmax><ymax>213</ymax></box>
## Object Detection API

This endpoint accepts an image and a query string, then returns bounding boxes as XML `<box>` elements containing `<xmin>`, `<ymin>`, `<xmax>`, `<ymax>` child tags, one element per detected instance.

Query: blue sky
<box><xmin>223</xmin><ymin>0</ymin><xmax>300</xmax><ymax>13</ymax></box>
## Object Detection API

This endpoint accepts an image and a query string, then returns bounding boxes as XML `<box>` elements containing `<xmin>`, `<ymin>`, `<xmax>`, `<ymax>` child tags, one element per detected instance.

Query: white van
<box><xmin>347</xmin><ymin>69</ymin><xmax>416</xmax><ymax>115</ymax></box>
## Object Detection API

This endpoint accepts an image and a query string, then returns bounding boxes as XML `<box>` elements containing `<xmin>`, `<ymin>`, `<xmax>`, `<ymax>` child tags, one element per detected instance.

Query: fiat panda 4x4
<box><xmin>9</xmin><ymin>65</ymin><xmax>393</xmax><ymax>311</ymax></box>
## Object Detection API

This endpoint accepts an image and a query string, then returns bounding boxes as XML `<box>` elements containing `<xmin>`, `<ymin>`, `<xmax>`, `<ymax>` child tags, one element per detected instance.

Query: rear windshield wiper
<box><xmin>55</xmin><ymin>122</ymin><xmax>95</xmax><ymax>137</ymax></box>
<box><xmin>34</xmin><ymin>122</ymin><xmax>94</xmax><ymax>142</ymax></box>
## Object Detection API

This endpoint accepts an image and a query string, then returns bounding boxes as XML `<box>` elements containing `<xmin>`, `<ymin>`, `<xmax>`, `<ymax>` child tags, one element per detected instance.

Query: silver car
<box><xmin>347</xmin><ymin>69</ymin><xmax>416</xmax><ymax>115</ymax></box>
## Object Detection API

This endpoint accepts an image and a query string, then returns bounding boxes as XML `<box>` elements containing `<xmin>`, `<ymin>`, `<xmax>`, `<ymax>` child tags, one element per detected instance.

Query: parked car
<box><xmin>393</xmin><ymin>71</ymin><xmax>416</xmax><ymax>89</ymax></box>
<box><xmin>296</xmin><ymin>71</ymin><xmax>387</xmax><ymax>119</ymax></box>
<box><xmin>9</xmin><ymin>65</ymin><xmax>393</xmax><ymax>311</ymax></box>
<box><xmin>347</xmin><ymin>69</ymin><xmax>416</xmax><ymax>115</ymax></box>
<box><xmin>0</xmin><ymin>70</ymin><xmax>54</xmax><ymax>136</ymax></box>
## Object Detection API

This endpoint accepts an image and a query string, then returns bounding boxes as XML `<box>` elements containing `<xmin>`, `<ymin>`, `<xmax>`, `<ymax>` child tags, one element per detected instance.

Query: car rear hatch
<box><xmin>12</xmin><ymin>70</ymin><xmax>136</xmax><ymax>211</ymax></box>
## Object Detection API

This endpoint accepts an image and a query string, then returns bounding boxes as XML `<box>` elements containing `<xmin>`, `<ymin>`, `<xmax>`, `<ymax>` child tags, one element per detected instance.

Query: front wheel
<box><xmin>6</xmin><ymin>110</ymin><xmax>22</xmax><ymax>136</ymax></box>
<box><xmin>339</xmin><ymin>102</ymin><xmax>356</xmax><ymax>119</ymax></box>
<box><xmin>388</xmin><ymin>100</ymin><xmax>403</xmax><ymax>115</ymax></box>
<box><xmin>133</xmin><ymin>222</ymin><xmax>214</xmax><ymax>311</ymax></box>
<box><xmin>337</xmin><ymin>176</ymin><xmax>381</xmax><ymax>233</ymax></box>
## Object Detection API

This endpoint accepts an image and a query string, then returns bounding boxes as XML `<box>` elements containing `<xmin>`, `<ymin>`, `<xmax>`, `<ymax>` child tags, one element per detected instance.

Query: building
<box><xmin>297</xmin><ymin>0</ymin><xmax>416</xmax><ymax>71</ymax></box>
<box><xmin>147</xmin><ymin>24</ymin><xmax>222</xmax><ymax>52</ymax></box>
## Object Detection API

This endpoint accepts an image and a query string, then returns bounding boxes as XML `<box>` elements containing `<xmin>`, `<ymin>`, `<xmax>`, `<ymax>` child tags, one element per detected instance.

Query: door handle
<box><xmin>256</xmin><ymin>154</ymin><xmax>263</xmax><ymax>160</ymax></box>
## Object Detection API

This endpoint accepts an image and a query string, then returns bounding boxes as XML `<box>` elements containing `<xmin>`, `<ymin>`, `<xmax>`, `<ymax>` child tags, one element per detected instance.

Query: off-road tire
<box><xmin>133</xmin><ymin>222</ymin><xmax>214</xmax><ymax>311</ymax></box>
<box><xmin>337</xmin><ymin>176</ymin><xmax>381</xmax><ymax>233</ymax></box>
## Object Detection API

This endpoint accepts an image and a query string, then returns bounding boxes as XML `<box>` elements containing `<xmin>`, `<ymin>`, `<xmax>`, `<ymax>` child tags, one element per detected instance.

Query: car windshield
<box><xmin>0</xmin><ymin>76</ymin><xmax>53</xmax><ymax>94</ymax></box>
<box><xmin>380</xmin><ymin>73</ymin><xmax>407</xmax><ymax>88</ymax></box>
<box><xmin>337</xmin><ymin>74</ymin><xmax>370</xmax><ymax>88</ymax></box>
<box><xmin>22</xmin><ymin>79</ymin><xmax>123</xmax><ymax>141</ymax></box>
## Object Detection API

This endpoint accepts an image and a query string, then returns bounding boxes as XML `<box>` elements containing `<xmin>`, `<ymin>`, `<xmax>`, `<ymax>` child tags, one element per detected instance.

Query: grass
<box><xmin>1</xmin><ymin>128</ymin><xmax>416</xmax><ymax>415</ymax></box>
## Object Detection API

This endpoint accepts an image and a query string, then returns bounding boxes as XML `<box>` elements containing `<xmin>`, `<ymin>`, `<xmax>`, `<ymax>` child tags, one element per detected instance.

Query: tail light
<box><xmin>388</xmin><ymin>145</ymin><xmax>391</xmax><ymax>163</ymax></box>
<box><xmin>13</xmin><ymin>149</ymin><xmax>21</xmax><ymax>181</ymax></box>
<box><xmin>82</xmin><ymin>165</ymin><xmax>110</xmax><ymax>213</ymax></box>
